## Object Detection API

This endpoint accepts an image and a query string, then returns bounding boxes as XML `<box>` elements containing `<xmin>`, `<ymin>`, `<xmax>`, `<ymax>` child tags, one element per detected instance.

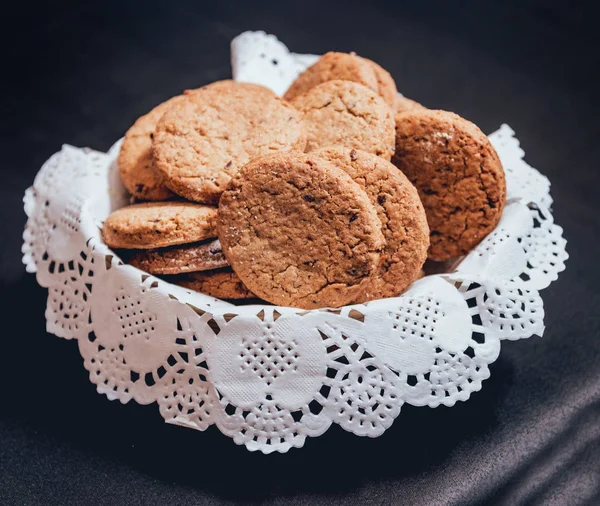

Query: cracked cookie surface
<box><xmin>125</xmin><ymin>239</ymin><xmax>227</xmax><ymax>274</ymax></box>
<box><xmin>284</xmin><ymin>52</ymin><xmax>397</xmax><ymax>108</ymax></box>
<box><xmin>173</xmin><ymin>268</ymin><xmax>254</xmax><ymax>299</ymax></box>
<box><xmin>292</xmin><ymin>80</ymin><xmax>395</xmax><ymax>159</ymax></box>
<box><xmin>392</xmin><ymin>109</ymin><xmax>506</xmax><ymax>261</ymax></box>
<box><xmin>217</xmin><ymin>152</ymin><xmax>385</xmax><ymax>309</ymax></box>
<box><xmin>103</xmin><ymin>202</ymin><xmax>218</xmax><ymax>249</ymax></box>
<box><xmin>153</xmin><ymin>80</ymin><xmax>305</xmax><ymax>204</ymax></box>
<box><xmin>118</xmin><ymin>96</ymin><xmax>188</xmax><ymax>200</ymax></box>
<box><xmin>315</xmin><ymin>147</ymin><xmax>429</xmax><ymax>300</ymax></box>
<box><xmin>284</xmin><ymin>52</ymin><xmax>377</xmax><ymax>101</ymax></box>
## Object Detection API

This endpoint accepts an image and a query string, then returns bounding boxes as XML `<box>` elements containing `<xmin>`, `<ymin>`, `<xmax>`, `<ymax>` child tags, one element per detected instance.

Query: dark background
<box><xmin>1</xmin><ymin>1</ymin><xmax>599</xmax><ymax>505</ymax></box>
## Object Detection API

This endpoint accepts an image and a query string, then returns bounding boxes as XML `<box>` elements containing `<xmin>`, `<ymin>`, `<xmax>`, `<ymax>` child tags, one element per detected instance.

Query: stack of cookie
<box><xmin>104</xmin><ymin>80</ymin><xmax>307</xmax><ymax>299</ymax></box>
<box><xmin>102</xmin><ymin>202</ymin><xmax>238</xmax><ymax>295</ymax></box>
<box><xmin>103</xmin><ymin>51</ymin><xmax>506</xmax><ymax>309</ymax></box>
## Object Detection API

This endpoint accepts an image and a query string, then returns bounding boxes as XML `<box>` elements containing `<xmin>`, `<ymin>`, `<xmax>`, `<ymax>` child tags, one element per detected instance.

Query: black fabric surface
<box><xmin>1</xmin><ymin>1</ymin><xmax>599</xmax><ymax>505</ymax></box>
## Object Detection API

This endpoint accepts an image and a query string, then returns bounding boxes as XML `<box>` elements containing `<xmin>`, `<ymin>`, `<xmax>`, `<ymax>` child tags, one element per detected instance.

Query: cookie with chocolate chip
<box><xmin>102</xmin><ymin>202</ymin><xmax>218</xmax><ymax>249</ymax></box>
<box><xmin>153</xmin><ymin>80</ymin><xmax>305</xmax><ymax>204</ymax></box>
<box><xmin>392</xmin><ymin>109</ymin><xmax>506</xmax><ymax>261</ymax></box>
<box><xmin>218</xmin><ymin>151</ymin><xmax>385</xmax><ymax>309</ymax></box>
<box><xmin>315</xmin><ymin>147</ymin><xmax>429</xmax><ymax>299</ymax></box>
<box><xmin>118</xmin><ymin>96</ymin><xmax>187</xmax><ymax>200</ymax></box>
<box><xmin>291</xmin><ymin>80</ymin><xmax>395</xmax><ymax>159</ymax></box>
<box><xmin>284</xmin><ymin>52</ymin><xmax>397</xmax><ymax>108</ymax></box>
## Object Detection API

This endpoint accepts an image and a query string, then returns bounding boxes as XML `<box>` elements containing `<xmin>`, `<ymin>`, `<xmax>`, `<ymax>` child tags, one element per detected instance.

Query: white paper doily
<box><xmin>22</xmin><ymin>31</ymin><xmax>568</xmax><ymax>453</ymax></box>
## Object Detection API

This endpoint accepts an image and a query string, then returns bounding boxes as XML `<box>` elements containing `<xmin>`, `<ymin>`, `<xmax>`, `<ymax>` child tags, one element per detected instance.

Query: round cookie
<box><xmin>175</xmin><ymin>268</ymin><xmax>254</xmax><ymax>300</ymax></box>
<box><xmin>118</xmin><ymin>96</ymin><xmax>186</xmax><ymax>201</ymax></box>
<box><xmin>284</xmin><ymin>52</ymin><xmax>378</xmax><ymax>102</ymax></box>
<box><xmin>153</xmin><ymin>80</ymin><xmax>305</xmax><ymax>204</ymax></box>
<box><xmin>284</xmin><ymin>52</ymin><xmax>397</xmax><ymax>109</ymax></box>
<box><xmin>392</xmin><ymin>109</ymin><xmax>506</xmax><ymax>261</ymax></box>
<box><xmin>315</xmin><ymin>147</ymin><xmax>429</xmax><ymax>300</ymax></box>
<box><xmin>394</xmin><ymin>95</ymin><xmax>426</xmax><ymax>115</ymax></box>
<box><xmin>359</xmin><ymin>56</ymin><xmax>398</xmax><ymax>108</ymax></box>
<box><xmin>218</xmin><ymin>152</ymin><xmax>385</xmax><ymax>309</ymax></box>
<box><xmin>186</xmin><ymin>79</ymin><xmax>276</xmax><ymax>97</ymax></box>
<box><xmin>103</xmin><ymin>202</ymin><xmax>218</xmax><ymax>249</ymax></box>
<box><xmin>126</xmin><ymin>239</ymin><xmax>227</xmax><ymax>275</ymax></box>
<box><xmin>292</xmin><ymin>80</ymin><xmax>395</xmax><ymax>159</ymax></box>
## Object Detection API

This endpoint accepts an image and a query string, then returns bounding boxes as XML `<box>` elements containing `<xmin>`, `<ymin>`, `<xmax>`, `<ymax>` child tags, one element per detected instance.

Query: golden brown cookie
<box><xmin>284</xmin><ymin>52</ymin><xmax>377</xmax><ymax>101</ymax></box>
<box><xmin>218</xmin><ymin>152</ymin><xmax>385</xmax><ymax>309</ymax></box>
<box><xmin>153</xmin><ymin>80</ymin><xmax>305</xmax><ymax>204</ymax></box>
<box><xmin>118</xmin><ymin>96</ymin><xmax>187</xmax><ymax>201</ymax></box>
<box><xmin>124</xmin><ymin>239</ymin><xmax>227</xmax><ymax>275</ymax></box>
<box><xmin>392</xmin><ymin>109</ymin><xmax>506</xmax><ymax>261</ymax></box>
<box><xmin>284</xmin><ymin>52</ymin><xmax>397</xmax><ymax>108</ymax></box>
<box><xmin>174</xmin><ymin>268</ymin><xmax>254</xmax><ymax>300</ymax></box>
<box><xmin>359</xmin><ymin>57</ymin><xmax>398</xmax><ymax>108</ymax></box>
<box><xmin>187</xmin><ymin>79</ymin><xmax>276</xmax><ymax>97</ymax></box>
<box><xmin>103</xmin><ymin>202</ymin><xmax>218</xmax><ymax>249</ymax></box>
<box><xmin>292</xmin><ymin>80</ymin><xmax>395</xmax><ymax>159</ymax></box>
<box><xmin>394</xmin><ymin>95</ymin><xmax>426</xmax><ymax>115</ymax></box>
<box><xmin>314</xmin><ymin>147</ymin><xmax>429</xmax><ymax>300</ymax></box>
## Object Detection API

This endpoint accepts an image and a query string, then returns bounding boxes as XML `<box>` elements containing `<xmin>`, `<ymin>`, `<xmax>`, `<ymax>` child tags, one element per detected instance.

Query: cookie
<box><xmin>394</xmin><ymin>95</ymin><xmax>426</xmax><ymax>115</ymax></box>
<box><xmin>118</xmin><ymin>96</ymin><xmax>187</xmax><ymax>201</ymax></box>
<box><xmin>103</xmin><ymin>202</ymin><xmax>218</xmax><ymax>249</ymax></box>
<box><xmin>153</xmin><ymin>80</ymin><xmax>305</xmax><ymax>204</ymax></box>
<box><xmin>284</xmin><ymin>52</ymin><xmax>397</xmax><ymax>108</ymax></box>
<box><xmin>315</xmin><ymin>147</ymin><xmax>429</xmax><ymax>300</ymax></box>
<box><xmin>174</xmin><ymin>268</ymin><xmax>254</xmax><ymax>300</ymax></box>
<box><xmin>392</xmin><ymin>109</ymin><xmax>506</xmax><ymax>261</ymax></box>
<box><xmin>187</xmin><ymin>79</ymin><xmax>276</xmax><ymax>97</ymax></box>
<box><xmin>359</xmin><ymin>56</ymin><xmax>398</xmax><ymax>108</ymax></box>
<box><xmin>125</xmin><ymin>239</ymin><xmax>227</xmax><ymax>275</ymax></box>
<box><xmin>218</xmin><ymin>152</ymin><xmax>385</xmax><ymax>309</ymax></box>
<box><xmin>291</xmin><ymin>80</ymin><xmax>395</xmax><ymax>159</ymax></box>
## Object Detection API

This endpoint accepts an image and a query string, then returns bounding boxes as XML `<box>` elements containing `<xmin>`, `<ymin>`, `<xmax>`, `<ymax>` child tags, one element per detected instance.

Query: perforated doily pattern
<box><xmin>21</xmin><ymin>31</ymin><xmax>567</xmax><ymax>453</ymax></box>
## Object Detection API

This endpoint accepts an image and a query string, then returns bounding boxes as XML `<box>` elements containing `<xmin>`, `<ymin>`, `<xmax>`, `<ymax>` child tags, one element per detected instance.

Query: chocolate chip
<box><xmin>350</xmin><ymin>149</ymin><xmax>358</xmax><ymax>161</ymax></box>
<box><xmin>423</xmin><ymin>188</ymin><xmax>436</xmax><ymax>195</ymax></box>
<box><xmin>347</xmin><ymin>265</ymin><xmax>368</xmax><ymax>277</ymax></box>
<box><xmin>349</xmin><ymin>213</ymin><xmax>359</xmax><ymax>223</ymax></box>
<box><xmin>149</xmin><ymin>133</ymin><xmax>154</xmax><ymax>140</ymax></box>
<box><xmin>135</xmin><ymin>184</ymin><xmax>145</xmax><ymax>193</ymax></box>
<box><xmin>303</xmin><ymin>194</ymin><xmax>315</xmax><ymax>203</ymax></box>
<box><xmin>225</xmin><ymin>161</ymin><xmax>233</xmax><ymax>168</ymax></box>
<box><xmin>377</xmin><ymin>195</ymin><xmax>387</xmax><ymax>205</ymax></box>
